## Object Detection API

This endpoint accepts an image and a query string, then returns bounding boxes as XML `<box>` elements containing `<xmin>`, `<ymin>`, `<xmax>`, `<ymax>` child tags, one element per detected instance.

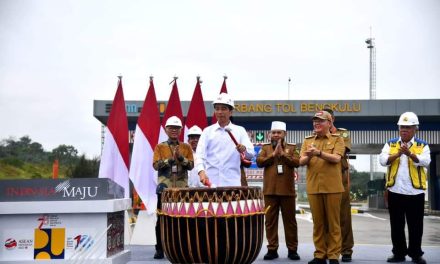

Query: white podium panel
<box><xmin>0</xmin><ymin>178</ymin><xmax>131</xmax><ymax>263</ymax></box>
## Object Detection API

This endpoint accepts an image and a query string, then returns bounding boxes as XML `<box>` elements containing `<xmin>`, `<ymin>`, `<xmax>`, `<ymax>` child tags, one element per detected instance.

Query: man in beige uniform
<box><xmin>299</xmin><ymin>111</ymin><xmax>345</xmax><ymax>264</ymax></box>
<box><xmin>324</xmin><ymin>107</ymin><xmax>354</xmax><ymax>262</ymax></box>
<box><xmin>257</xmin><ymin>121</ymin><xmax>300</xmax><ymax>261</ymax></box>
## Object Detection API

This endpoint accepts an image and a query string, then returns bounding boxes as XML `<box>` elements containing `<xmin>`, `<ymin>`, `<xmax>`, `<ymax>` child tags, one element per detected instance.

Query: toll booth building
<box><xmin>94</xmin><ymin>99</ymin><xmax>440</xmax><ymax>212</ymax></box>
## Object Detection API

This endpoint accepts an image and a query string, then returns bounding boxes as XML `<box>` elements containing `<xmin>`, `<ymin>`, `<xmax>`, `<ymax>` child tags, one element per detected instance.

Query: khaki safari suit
<box><xmin>300</xmin><ymin>132</ymin><xmax>345</xmax><ymax>260</ymax></box>
<box><xmin>336</xmin><ymin>128</ymin><xmax>354</xmax><ymax>257</ymax></box>
<box><xmin>257</xmin><ymin>142</ymin><xmax>300</xmax><ymax>252</ymax></box>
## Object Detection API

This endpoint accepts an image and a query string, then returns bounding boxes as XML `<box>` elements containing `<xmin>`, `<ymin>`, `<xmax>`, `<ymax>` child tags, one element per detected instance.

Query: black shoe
<box><xmin>308</xmin><ymin>258</ymin><xmax>327</xmax><ymax>264</ymax></box>
<box><xmin>329</xmin><ymin>259</ymin><xmax>340</xmax><ymax>264</ymax></box>
<box><xmin>341</xmin><ymin>254</ymin><xmax>352</xmax><ymax>262</ymax></box>
<box><xmin>288</xmin><ymin>250</ymin><xmax>301</xmax><ymax>260</ymax></box>
<box><xmin>387</xmin><ymin>255</ymin><xmax>406</xmax><ymax>262</ymax></box>
<box><xmin>153</xmin><ymin>249</ymin><xmax>164</xmax><ymax>259</ymax></box>
<box><xmin>412</xmin><ymin>256</ymin><xmax>427</xmax><ymax>264</ymax></box>
<box><xmin>263</xmin><ymin>250</ymin><xmax>279</xmax><ymax>260</ymax></box>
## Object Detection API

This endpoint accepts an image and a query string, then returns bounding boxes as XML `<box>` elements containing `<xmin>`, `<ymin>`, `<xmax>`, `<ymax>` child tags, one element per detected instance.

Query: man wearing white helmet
<box><xmin>152</xmin><ymin>116</ymin><xmax>194</xmax><ymax>259</ymax></box>
<box><xmin>187</xmin><ymin>125</ymin><xmax>205</xmax><ymax>187</ymax></box>
<box><xmin>379</xmin><ymin>112</ymin><xmax>431</xmax><ymax>264</ymax></box>
<box><xmin>195</xmin><ymin>92</ymin><xmax>255</xmax><ymax>187</ymax></box>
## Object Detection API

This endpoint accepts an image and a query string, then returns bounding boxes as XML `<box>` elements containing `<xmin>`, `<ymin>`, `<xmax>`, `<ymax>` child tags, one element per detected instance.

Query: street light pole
<box><xmin>365</xmin><ymin>38</ymin><xmax>376</xmax><ymax>100</ymax></box>
<box><xmin>288</xmin><ymin>77</ymin><xmax>291</xmax><ymax>100</ymax></box>
<box><xmin>366</xmin><ymin>34</ymin><xmax>377</xmax><ymax>181</ymax></box>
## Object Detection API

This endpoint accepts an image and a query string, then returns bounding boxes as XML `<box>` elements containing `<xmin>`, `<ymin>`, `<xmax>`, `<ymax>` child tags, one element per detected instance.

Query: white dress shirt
<box><xmin>195</xmin><ymin>122</ymin><xmax>255</xmax><ymax>187</ymax></box>
<box><xmin>379</xmin><ymin>136</ymin><xmax>431</xmax><ymax>195</ymax></box>
<box><xmin>188</xmin><ymin>151</ymin><xmax>204</xmax><ymax>187</ymax></box>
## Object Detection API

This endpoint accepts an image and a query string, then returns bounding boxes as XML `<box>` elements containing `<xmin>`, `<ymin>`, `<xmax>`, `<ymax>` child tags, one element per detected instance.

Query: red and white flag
<box><xmin>184</xmin><ymin>77</ymin><xmax>208</xmax><ymax>142</ymax></box>
<box><xmin>98</xmin><ymin>77</ymin><xmax>130</xmax><ymax>198</ymax></box>
<box><xmin>128</xmin><ymin>77</ymin><xmax>161</xmax><ymax>214</ymax></box>
<box><xmin>211</xmin><ymin>76</ymin><xmax>228</xmax><ymax>124</ymax></box>
<box><xmin>160</xmin><ymin>78</ymin><xmax>184</xmax><ymax>142</ymax></box>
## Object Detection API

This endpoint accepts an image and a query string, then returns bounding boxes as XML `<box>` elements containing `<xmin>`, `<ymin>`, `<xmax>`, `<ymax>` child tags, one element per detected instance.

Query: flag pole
<box><xmin>169</xmin><ymin>75</ymin><xmax>178</xmax><ymax>85</ymax></box>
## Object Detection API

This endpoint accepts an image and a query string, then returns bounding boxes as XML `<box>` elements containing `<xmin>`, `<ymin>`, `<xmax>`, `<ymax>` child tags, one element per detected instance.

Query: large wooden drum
<box><xmin>158</xmin><ymin>186</ymin><xmax>265</xmax><ymax>264</ymax></box>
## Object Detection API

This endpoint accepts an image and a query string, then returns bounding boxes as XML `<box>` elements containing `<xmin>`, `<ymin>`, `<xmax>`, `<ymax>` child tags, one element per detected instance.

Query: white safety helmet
<box><xmin>212</xmin><ymin>93</ymin><xmax>235</xmax><ymax>109</ymax></box>
<box><xmin>397</xmin><ymin>112</ymin><xmax>419</xmax><ymax>126</ymax></box>
<box><xmin>165</xmin><ymin>116</ymin><xmax>182</xmax><ymax>127</ymax></box>
<box><xmin>188</xmin><ymin>125</ymin><xmax>203</xmax><ymax>136</ymax></box>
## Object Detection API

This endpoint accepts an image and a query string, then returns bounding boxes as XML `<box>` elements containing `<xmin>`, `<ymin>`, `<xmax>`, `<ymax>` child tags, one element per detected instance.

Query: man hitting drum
<box><xmin>152</xmin><ymin>116</ymin><xmax>194</xmax><ymax>259</ymax></box>
<box><xmin>195</xmin><ymin>92</ymin><xmax>254</xmax><ymax>187</ymax></box>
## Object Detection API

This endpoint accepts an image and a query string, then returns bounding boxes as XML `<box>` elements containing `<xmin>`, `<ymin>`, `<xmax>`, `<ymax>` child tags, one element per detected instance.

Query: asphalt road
<box><xmin>295</xmin><ymin>209</ymin><xmax>440</xmax><ymax>246</ymax></box>
<box><xmin>127</xmin><ymin>209</ymin><xmax>440</xmax><ymax>263</ymax></box>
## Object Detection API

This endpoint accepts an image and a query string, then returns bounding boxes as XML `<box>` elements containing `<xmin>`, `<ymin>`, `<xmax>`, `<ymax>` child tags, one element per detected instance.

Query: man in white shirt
<box><xmin>187</xmin><ymin>125</ymin><xmax>204</xmax><ymax>187</ymax></box>
<box><xmin>196</xmin><ymin>93</ymin><xmax>255</xmax><ymax>187</ymax></box>
<box><xmin>379</xmin><ymin>112</ymin><xmax>431</xmax><ymax>264</ymax></box>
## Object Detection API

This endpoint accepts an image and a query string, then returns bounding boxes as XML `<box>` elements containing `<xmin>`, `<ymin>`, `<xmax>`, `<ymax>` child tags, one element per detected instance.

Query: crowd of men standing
<box><xmin>151</xmin><ymin>92</ymin><xmax>431</xmax><ymax>264</ymax></box>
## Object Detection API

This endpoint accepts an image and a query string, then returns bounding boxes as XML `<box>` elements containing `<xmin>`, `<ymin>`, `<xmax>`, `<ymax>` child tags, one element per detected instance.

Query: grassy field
<box><xmin>0</xmin><ymin>159</ymin><xmax>68</xmax><ymax>180</ymax></box>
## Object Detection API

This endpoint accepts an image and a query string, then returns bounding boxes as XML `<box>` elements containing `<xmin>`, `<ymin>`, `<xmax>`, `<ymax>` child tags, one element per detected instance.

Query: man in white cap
<box><xmin>195</xmin><ymin>93</ymin><xmax>255</xmax><ymax>187</ymax></box>
<box><xmin>152</xmin><ymin>116</ymin><xmax>194</xmax><ymax>259</ymax></box>
<box><xmin>257</xmin><ymin>121</ymin><xmax>300</xmax><ymax>261</ymax></box>
<box><xmin>379</xmin><ymin>112</ymin><xmax>430</xmax><ymax>264</ymax></box>
<box><xmin>187</xmin><ymin>125</ymin><xmax>204</xmax><ymax>187</ymax></box>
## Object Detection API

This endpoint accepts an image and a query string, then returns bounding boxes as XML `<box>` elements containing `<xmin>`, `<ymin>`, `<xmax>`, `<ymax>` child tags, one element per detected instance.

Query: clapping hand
<box><xmin>173</xmin><ymin>145</ymin><xmax>180</xmax><ymax>160</ymax></box>
<box><xmin>400</xmin><ymin>143</ymin><xmax>411</xmax><ymax>156</ymax></box>
<box><xmin>305</xmin><ymin>143</ymin><xmax>318</xmax><ymax>158</ymax></box>
<box><xmin>273</xmin><ymin>139</ymin><xmax>283</xmax><ymax>157</ymax></box>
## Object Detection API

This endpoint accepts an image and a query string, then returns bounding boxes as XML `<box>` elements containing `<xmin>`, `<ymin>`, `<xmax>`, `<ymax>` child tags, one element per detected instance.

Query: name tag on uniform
<box><xmin>277</xmin><ymin>165</ymin><xmax>283</xmax><ymax>175</ymax></box>
<box><xmin>172</xmin><ymin>165</ymin><xmax>177</xmax><ymax>173</ymax></box>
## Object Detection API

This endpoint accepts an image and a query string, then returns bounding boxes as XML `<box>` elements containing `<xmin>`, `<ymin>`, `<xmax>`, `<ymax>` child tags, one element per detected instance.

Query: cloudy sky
<box><xmin>1</xmin><ymin>0</ymin><xmax>439</xmax><ymax>170</ymax></box>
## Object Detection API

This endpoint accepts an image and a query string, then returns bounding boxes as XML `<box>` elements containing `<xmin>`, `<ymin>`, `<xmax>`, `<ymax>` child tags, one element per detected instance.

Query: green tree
<box><xmin>349</xmin><ymin>165</ymin><xmax>386</xmax><ymax>201</ymax></box>
<box><xmin>0</xmin><ymin>136</ymin><xmax>46</xmax><ymax>162</ymax></box>
<box><xmin>50</xmin><ymin>144</ymin><xmax>79</xmax><ymax>165</ymax></box>
<box><xmin>67</xmin><ymin>155</ymin><xmax>99</xmax><ymax>178</ymax></box>
<box><xmin>349</xmin><ymin>167</ymin><xmax>370</xmax><ymax>201</ymax></box>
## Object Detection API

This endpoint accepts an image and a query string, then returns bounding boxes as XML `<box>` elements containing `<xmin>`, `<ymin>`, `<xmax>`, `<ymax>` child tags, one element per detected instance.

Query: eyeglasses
<box><xmin>166</xmin><ymin>127</ymin><xmax>181</xmax><ymax>131</ymax></box>
<box><xmin>313</xmin><ymin>119</ymin><xmax>328</xmax><ymax>124</ymax></box>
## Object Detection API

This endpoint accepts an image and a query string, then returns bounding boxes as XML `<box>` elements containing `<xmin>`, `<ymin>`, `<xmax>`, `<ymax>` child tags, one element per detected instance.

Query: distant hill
<box><xmin>0</xmin><ymin>136</ymin><xmax>98</xmax><ymax>180</ymax></box>
<box><xmin>0</xmin><ymin>158</ymin><xmax>66</xmax><ymax>180</ymax></box>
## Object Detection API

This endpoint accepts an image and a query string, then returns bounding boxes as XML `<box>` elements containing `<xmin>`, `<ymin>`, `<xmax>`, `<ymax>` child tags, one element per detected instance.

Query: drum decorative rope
<box><xmin>158</xmin><ymin>186</ymin><xmax>265</xmax><ymax>264</ymax></box>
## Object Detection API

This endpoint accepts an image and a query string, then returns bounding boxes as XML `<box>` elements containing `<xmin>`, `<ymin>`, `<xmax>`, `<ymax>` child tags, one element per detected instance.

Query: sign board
<box><xmin>249</xmin><ymin>145</ymin><xmax>262</xmax><ymax>169</ymax></box>
<box><xmin>0</xmin><ymin>178</ymin><xmax>124</xmax><ymax>202</ymax></box>
<box><xmin>255</xmin><ymin>132</ymin><xmax>265</xmax><ymax>142</ymax></box>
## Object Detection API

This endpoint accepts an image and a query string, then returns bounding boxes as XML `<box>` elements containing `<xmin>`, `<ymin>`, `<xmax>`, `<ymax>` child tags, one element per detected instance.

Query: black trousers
<box><xmin>388</xmin><ymin>191</ymin><xmax>425</xmax><ymax>258</ymax></box>
<box><xmin>155</xmin><ymin>194</ymin><xmax>162</xmax><ymax>251</ymax></box>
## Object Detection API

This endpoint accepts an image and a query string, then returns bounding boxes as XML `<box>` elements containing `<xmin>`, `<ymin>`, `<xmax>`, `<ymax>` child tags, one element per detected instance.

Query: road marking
<box><xmin>296</xmin><ymin>212</ymin><xmax>313</xmax><ymax>223</ymax></box>
<box><xmin>354</xmin><ymin>212</ymin><xmax>387</xmax><ymax>221</ymax></box>
<box><xmin>297</xmin><ymin>211</ymin><xmax>387</xmax><ymax>222</ymax></box>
